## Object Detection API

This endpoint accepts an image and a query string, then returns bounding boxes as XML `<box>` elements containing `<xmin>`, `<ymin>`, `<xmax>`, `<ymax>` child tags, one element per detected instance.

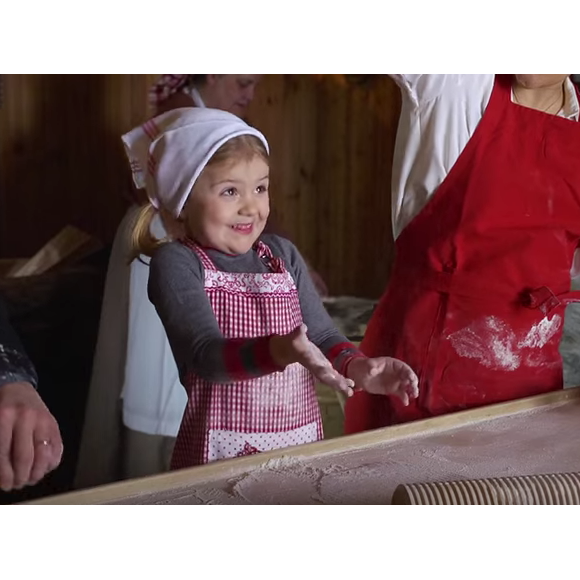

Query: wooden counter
<box><xmin>26</xmin><ymin>388</ymin><xmax>580</xmax><ymax>505</ymax></box>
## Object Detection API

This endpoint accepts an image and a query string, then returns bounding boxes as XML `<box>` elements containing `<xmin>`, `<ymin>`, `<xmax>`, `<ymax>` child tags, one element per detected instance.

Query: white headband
<box><xmin>121</xmin><ymin>107</ymin><xmax>270</xmax><ymax>217</ymax></box>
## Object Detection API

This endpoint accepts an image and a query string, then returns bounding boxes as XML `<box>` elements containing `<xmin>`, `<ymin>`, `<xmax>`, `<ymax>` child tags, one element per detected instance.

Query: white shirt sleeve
<box><xmin>389</xmin><ymin>75</ymin><xmax>421</xmax><ymax>99</ymax></box>
<box><xmin>390</xmin><ymin>75</ymin><xmax>496</xmax><ymax>238</ymax></box>
<box><xmin>389</xmin><ymin>75</ymin><xmax>472</xmax><ymax>108</ymax></box>
<box><xmin>389</xmin><ymin>75</ymin><xmax>422</xmax><ymax>107</ymax></box>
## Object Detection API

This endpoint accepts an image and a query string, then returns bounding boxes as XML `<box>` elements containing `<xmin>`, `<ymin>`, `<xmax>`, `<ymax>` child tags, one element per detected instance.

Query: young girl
<box><xmin>122</xmin><ymin>107</ymin><xmax>418</xmax><ymax>469</ymax></box>
<box><xmin>76</xmin><ymin>75</ymin><xmax>264</xmax><ymax>489</ymax></box>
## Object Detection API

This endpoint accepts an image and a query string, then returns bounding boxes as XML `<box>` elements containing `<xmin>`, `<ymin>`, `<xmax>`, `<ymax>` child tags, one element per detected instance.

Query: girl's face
<box><xmin>203</xmin><ymin>75</ymin><xmax>262</xmax><ymax>117</ymax></box>
<box><xmin>182</xmin><ymin>155</ymin><xmax>270</xmax><ymax>255</ymax></box>
<box><xmin>514</xmin><ymin>74</ymin><xmax>569</xmax><ymax>89</ymax></box>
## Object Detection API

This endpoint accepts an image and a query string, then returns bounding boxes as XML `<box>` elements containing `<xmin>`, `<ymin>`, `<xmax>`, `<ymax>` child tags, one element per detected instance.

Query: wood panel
<box><xmin>247</xmin><ymin>74</ymin><xmax>400</xmax><ymax>298</ymax></box>
<box><xmin>0</xmin><ymin>74</ymin><xmax>401</xmax><ymax>298</ymax></box>
<box><xmin>0</xmin><ymin>74</ymin><xmax>156</xmax><ymax>258</ymax></box>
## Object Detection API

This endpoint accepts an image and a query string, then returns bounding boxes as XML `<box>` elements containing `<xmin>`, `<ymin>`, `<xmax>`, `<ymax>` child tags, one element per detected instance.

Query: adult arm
<box><xmin>0</xmin><ymin>296</ymin><xmax>37</xmax><ymax>389</ymax></box>
<box><xmin>390</xmin><ymin>74</ymin><xmax>467</xmax><ymax>106</ymax></box>
<box><xmin>0</xmin><ymin>295</ymin><xmax>63</xmax><ymax>492</ymax></box>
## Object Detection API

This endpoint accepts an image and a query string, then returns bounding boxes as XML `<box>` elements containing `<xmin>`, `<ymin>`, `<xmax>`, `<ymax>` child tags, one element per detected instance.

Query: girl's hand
<box><xmin>347</xmin><ymin>357</ymin><xmax>419</xmax><ymax>406</ymax></box>
<box><xmin>270</xmin><ymin>325</ymin><xmax>355</xmax><ymax>397</ymax></box>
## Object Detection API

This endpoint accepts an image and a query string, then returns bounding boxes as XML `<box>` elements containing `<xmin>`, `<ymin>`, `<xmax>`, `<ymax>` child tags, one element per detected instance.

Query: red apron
<box><xmin>170</xmin><ymin>239</ymin><xmax>323</xmax><ymax>469</ymax></box>
<box><xmin>345</xmin><ymin>75</ymin><xmax>580</xmax><ymax>434</ymax></box>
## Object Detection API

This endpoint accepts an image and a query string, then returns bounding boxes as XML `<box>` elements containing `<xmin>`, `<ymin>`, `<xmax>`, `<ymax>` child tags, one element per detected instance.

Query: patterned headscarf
<box><xmin>148</xmin><ymin>75</ymin><xmax>191</xmax><ymax>109</ymax></box>
<box><xmin>121</xmin><ymin>107</ymin><xmax>269</xmax><ymax>218</ymax></box>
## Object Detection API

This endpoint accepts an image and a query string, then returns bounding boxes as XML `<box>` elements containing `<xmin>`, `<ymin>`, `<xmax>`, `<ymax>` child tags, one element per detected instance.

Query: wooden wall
<box><xmin>0</xmin><ymin>74</ymin><xmax>401</xmax><ymax>298</ymax></box>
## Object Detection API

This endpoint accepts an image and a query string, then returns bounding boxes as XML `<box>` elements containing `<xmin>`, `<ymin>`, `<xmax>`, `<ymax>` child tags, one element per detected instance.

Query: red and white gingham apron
<box><xmin>170</xmin><ymin>239</ymin><xmax>323</xmax><ymax>470</ymax></box>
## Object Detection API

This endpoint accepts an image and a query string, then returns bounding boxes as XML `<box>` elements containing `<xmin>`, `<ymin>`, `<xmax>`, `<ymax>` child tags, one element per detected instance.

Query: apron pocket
<box><xmin>437</xmin><ymin>307</ymin><xmax>565</xmax><ymax>410</ymax></box>
<box><xmin>207</xmin><ymin>422</ymin><xmax>320</xmax><ymax>462</ymax></box>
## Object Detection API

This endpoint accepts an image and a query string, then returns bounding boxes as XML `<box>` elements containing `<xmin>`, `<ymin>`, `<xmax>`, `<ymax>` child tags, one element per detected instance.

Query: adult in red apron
<box><xmin>345</xmin><ymin>74</ymin><xmax>580</xmax><ymax>433</ymax></box>
<box><xmin>171</xmin><ymin>239</ymin><xmax>323</xmax><ymax>469</ymax></box>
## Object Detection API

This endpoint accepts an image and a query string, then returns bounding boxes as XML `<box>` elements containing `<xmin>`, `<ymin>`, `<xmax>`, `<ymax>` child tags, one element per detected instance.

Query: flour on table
<box><xmin>111</xmin><ymin>400</ymin><xmax>580</xmax><ymax>505</ymax></box>
<box><xmin>230</xmin><ymin>456</ymin><xmax>345</xmax><ymax>504</ymax></box>
<box><xmin>151</xmin><ymin>486</ymin><xmax>243</xmax><ymax>505</ymax></box>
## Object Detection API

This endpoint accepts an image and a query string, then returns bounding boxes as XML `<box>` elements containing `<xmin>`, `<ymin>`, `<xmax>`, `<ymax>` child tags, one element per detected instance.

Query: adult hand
<box><xmin>0</xmin><ymin>382</ymin><xmax>63</xmax><ymax>492</ymax></box>
<box><xmin>347</xmin><ymin>357</ymin><xmax>419</xmax><ymax>406</ymax></box>
<box><xmin>270</xmin><ymin>325</ymin><xmax>355</xmax><ymax>397</ymax></box>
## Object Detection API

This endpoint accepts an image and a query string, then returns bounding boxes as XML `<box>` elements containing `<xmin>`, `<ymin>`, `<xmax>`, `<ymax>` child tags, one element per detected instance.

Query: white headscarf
<box><xmin>121</xmin><ymin>107</ymin><xmax>269</xmax><ymax>218</ymax></box>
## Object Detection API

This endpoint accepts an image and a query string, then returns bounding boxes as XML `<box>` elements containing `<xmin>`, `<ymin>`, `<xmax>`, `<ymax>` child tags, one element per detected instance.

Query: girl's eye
<box><xmin>221</xmin><ymin>188</ymin><xmax>237</xmax><ymax>197</ymax></box>
<box><xmin>256</xmin><ymin>185</ymin><xmax>268</xmax><ymax>194</ymax></box>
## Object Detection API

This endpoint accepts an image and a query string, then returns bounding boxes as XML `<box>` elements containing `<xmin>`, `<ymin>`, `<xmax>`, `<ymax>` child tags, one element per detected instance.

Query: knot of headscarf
<box><xmin>148</xmin><ymin>74</ymin><xmax>190</xmax><ymax>109</ymax></box>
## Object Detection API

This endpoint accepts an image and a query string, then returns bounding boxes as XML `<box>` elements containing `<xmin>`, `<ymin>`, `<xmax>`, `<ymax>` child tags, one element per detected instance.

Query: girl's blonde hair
<box><xmin>129</xmin><ymin>134</ymin><xmax>269</xmax><ymax>261</ymax></box>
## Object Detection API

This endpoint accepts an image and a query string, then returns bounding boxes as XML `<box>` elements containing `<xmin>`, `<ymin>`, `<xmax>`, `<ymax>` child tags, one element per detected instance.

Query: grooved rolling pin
<box><xmin>392</xmin><ymin>472</ymin><xmax>580</xmax><ymax>505</ymax></box>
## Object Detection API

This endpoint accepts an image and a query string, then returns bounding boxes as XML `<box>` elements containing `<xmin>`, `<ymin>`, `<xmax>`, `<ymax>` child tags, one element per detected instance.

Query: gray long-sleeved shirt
<box><xmin>148</xmin><ymin>234</ymin><xmax>361</xmax><ymax>384</ymax></box>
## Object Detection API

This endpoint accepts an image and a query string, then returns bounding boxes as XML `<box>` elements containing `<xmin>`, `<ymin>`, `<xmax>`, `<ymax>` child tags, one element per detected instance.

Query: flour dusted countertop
<box><xmin>58</xmin><ymin>390</ymin><xmax>579</xmax><ymax>505</ymax></box>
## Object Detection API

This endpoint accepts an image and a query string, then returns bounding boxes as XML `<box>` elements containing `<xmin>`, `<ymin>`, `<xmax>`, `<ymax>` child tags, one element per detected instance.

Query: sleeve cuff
<box><xmin>325</xmin><ymin>342</ymin><xmax>367</xmax><ymax>376</ymax></box>
<box><xmin>0</xmin><ymin>346</ymin><xmax>38</xmax><ymax>390</ymax></box>
<box><xmin>223</xmin><ymin>336</ymin><xmax>285</xmax><ymax>381</ymax></box>
<box><xmin>253</xmin><ymin>336</ymin><xmax>285</xmax><ymax>374</ymax></box>
<box><xmin>0</xmin><ymin>373</ymin><xmax>38</xmax><ymax>389</ymax></box>
<box><xmin>341</xmin><ymin>353</ymin><xmax>367</xmax><ymax>378</ymax></box>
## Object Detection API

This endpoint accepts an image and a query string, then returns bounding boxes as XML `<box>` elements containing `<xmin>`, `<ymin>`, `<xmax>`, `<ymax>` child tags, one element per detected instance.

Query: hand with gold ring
<box><xmin>0</xmin><ymin>382</ymin><xmax>63</xmax><ymax>492</ymax></box>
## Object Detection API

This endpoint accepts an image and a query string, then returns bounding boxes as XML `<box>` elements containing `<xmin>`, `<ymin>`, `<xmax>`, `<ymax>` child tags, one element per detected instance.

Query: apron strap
<box><xmin>179</xmin><ymin>238</ymin><xmax>217</xmax><ymax>271</ymax></box>
<box><xmin>179</xmin><ymin>238</ymin><xmax>287</xmax><ymax>274</ymax></box>
<box><xmin>521</xmin><ymin>286</ymin><xmax>580</xmax><ymax>316</ymax></box>
<box><xmin>254</xmin><ymin>240</ymin><xmax>286</xmax><ymax>274</ymax></box>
